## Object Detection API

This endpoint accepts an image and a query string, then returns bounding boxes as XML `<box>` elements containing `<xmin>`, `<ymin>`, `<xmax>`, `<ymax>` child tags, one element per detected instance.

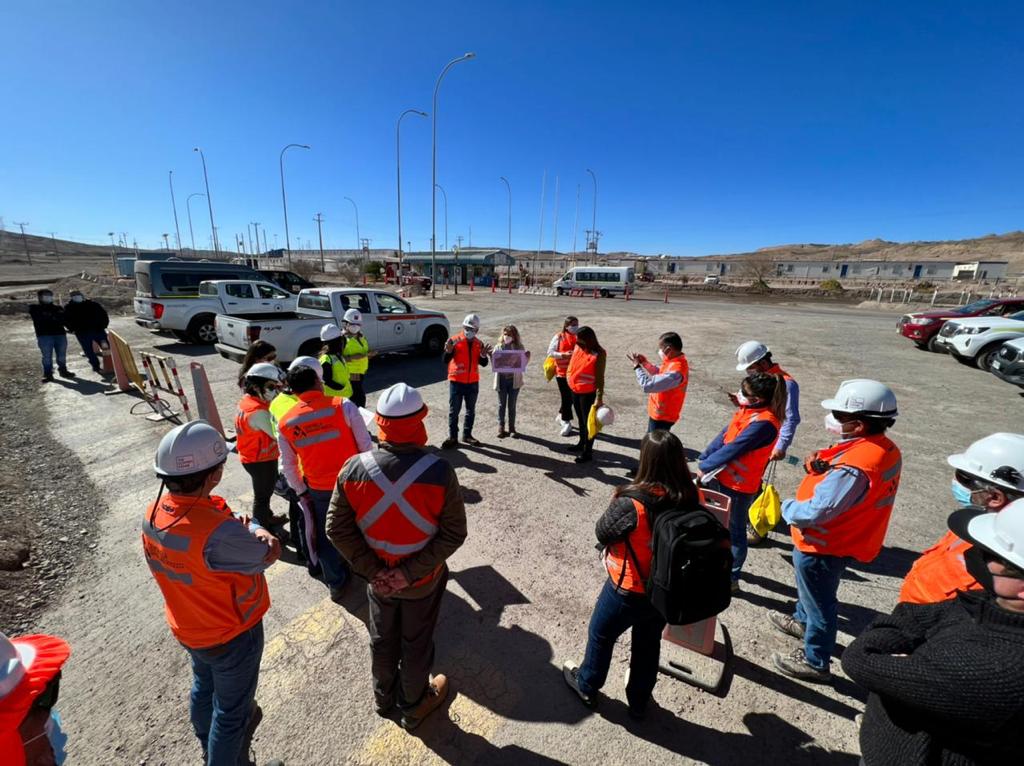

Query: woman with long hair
<box><xmin>235</xmin><ymin>362</ymin><xmax>288</xmax><ymax>534</ymax></box>
<box><xmin>236</xmin><ymin>339</ymin><xmax>277</xmax><ymax>389</ymax></box>
<box><xmin>698</xmin><ymin>372</ymin><xmax>786</xmax><ymax>591</ymax></box>
<box><xmin>566</xmin><ymin>326</ymin><xmax>606</xmax><ymax>463</ymax></box>
<box><xmin>546</xmin><ymin>315</ymin><xmax>579</xmax><ymax>437</ymax></box>
<box><xmin>563</xmin><ymin>430</ymin><xmax>700</xmax><ymax>717</ymax></box>
<box><xmin>319</xmin><ymin>323</ymin><xmax>353</xmax><ymax>398</ymax></box>
<box><xmin>493</xmin><ymin>324</ymin><xmax>530</xmax><ymax>438</ymax></box>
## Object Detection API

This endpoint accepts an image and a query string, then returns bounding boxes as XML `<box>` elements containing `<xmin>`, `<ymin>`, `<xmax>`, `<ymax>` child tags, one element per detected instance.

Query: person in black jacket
<box><xmin>28</xmin><ymin>289</ymin><xmax>75</xmax><ymax>383</ymax></box>
<box><xmin>842</xmin><ymin>498</ymin><xmax>1024</xmax><ymax>765</ymax></box>
<box><xmin>63</xmin><ymin>289</ymin><xmax>110</xmax><ymax>373</ymax></box>
<box><xmin>562</xmin><ymin>430</ymin><xmax>701</xmax><ymax>718</ymax></box>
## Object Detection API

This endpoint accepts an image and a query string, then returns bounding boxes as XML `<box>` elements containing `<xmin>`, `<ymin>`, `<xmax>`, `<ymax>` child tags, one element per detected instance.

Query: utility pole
<box><xmin>107</xmin><ymin>231</ymin><xmax>117</xmax><ymax>273</ymax></box>
<box><xmin>162</xmin><ymin>233</ymin><xmax>171</xmax><ymax>250</ymax></box>
<box><xmin>571</xmin><ymin>184</ymin><xmax>580</xmax><ymax>263</ymax></box>
<box><xmin>14</xmin><ymin>222</ymin><xmax>32</xmax><ymax>265</ymax></box>
<box><xmin>314</xmin><ymin>213</ymin><xmax>326</xmax><ymax>272</ymax></box>
<box><xmin>260</xmin><ymin>228</ymin><xmax>268</xmax><ymax>255</ymax></box>
<box><xmin>168</xmin><ymin>170</ymin><xmax>183</xmax><ymax>255</ymax></box>
<box><xmin>246</xmin><ymin>224</ymin><xmax>255</xmax><ymax>256</ymax></box>
<box><xmin>536</xmin><ymin>170</ymin><xmax>546</xmax><ymax>282</ymax></box>
<box><xmin>251</xmin><ymin>222</ymin><xmax>261</xmax><ymax>255</ymax></box>
<box><xmin>552</xmin><ymin>174</ymin><xmax>560</xmax><ymax>254</ymax></box>
<box><xmin>455</xmin><ymin>235</ymin><xmax>464</xmax><ymax>249</ymax></box>
<box><xmin>49</xmin><ymin>233</ymin><xmax>61</xmax><ymax>262</ymax></box>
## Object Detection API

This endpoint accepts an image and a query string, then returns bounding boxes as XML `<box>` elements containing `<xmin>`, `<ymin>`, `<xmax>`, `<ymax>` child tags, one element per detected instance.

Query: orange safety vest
<box><xmin>278</xmin><ymin>391</ymin><xmax>361</xmax><ymax>491</ymax></box>
<box><xmin>142</xmin><ymin>494</ymin><xmax>270</xmax><ymax>649</ymax></box>
<box><xmin>447</xmin><ymin>333</ymin><xmax>481</xmax><ymax>384</ymax></box>
<box><xmin>235</xmin><ymin>394</ymin><xmax>280</xmax><ymax>464</ymax></box>
<box><xmin>898</xmin><ymin>529</ymin><xmax>982</xmax><ymax>604</ymax></box>
<box><xmin>765</xmin><ymin>363</ymin><xmax>793</xmax><ymax>384</ymax></box>
<box><xmin>791</xmin><ymin>434</ymin><xmax>902</xmax><ymax>562</ymax></box>
<box><xmin>647</xmin><ymin>354</ymin><xmax>689</xmax><ymax>423</ymax></box>
<box><xmin>554</xmin><ymin>332</ymin><xmax>577</xmax><ymax>377</ymax></box>
<box><xmin>567</xmin><ymin>347</ymin><xmax>598</xmax><ymax>394</ymax></box>
<box><xmin>341</xmin><ymin>449</ymin><xmax>450</xmax><ymax>587</ymax></box>
<box><xmin>604</xmin><ymin>496</ymin><xmax>655</xmax><ymax>594</ymax></box>
<box><xmin>716</xmin><ymin>407</ymin><xmax>781</xmax><ymax>494</ymax></box>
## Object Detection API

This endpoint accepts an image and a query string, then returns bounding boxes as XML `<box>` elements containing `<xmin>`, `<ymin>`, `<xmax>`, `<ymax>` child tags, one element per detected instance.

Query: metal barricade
<box><xmin>138</xmin><ymin>352</ymin><xmax>192</xmax><ymax>423</ymax></box>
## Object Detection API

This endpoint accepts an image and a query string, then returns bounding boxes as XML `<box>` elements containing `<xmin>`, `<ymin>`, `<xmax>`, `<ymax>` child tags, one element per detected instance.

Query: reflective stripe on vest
<box><xmin>567</xmin><ymin>347</ymin><xmax>598</xmax><ymax>393</ymax></box>
<box><xmin>554</xmin><ymin>332</ymin><xmax>577</xmax><ymax>376</ymax></box>
<box><xmin>344</xmin><ymin>335</ymin><xmax>370</xmax><ymax>375</ymax></box>
<box><xmin>603</xmin><ymin>498</ymin><xmax>653</xmax><ymax>594</ymax></box>
<box><xmin>647</xmin><ymin>355</ymin><xmax>689</xmax><ymax>423</ymax></box>
<box><xmin>235</xmin><ymin>394</ymin><xmax>280</xmax><ymax>464</ymax></box>
<box><xmin>320</xmin><ymin>353</ymin><xmax>352</xmax><ymax>398</ymax></box>
<box><xmin>447</xmin><ymin>334</ymin><xmax>480</xmax><ymax>383</ymax></box>
<box><xmin>717</xmin><ymin>408</ymin><xmax>781</xmax><ymax>494</ymax></box>
<box><xmin>790</xmin><ymin>434</ymin><xmax>902</xmax><ymax>563</ymax></box>
<box><xmin>898</xmin><ymin>530</ymin><xmax>981</xmax><ymax>604</ymax></box>
<box><xmin>279</xmin><ymin>395</ymin><xmax>360</xmax><ymax>490</ymax></box>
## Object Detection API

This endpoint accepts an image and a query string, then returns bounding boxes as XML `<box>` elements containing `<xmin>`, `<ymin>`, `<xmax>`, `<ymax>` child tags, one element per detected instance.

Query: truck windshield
<box><xmin>954</xmin><ymin>299</ymin><xmax>997</xmax><ymax>315</ymax></box>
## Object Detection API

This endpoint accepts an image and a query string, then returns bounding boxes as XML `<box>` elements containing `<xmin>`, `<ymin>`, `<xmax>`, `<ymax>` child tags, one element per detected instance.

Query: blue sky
<box><xmin>2</xmin><ymin>1</ymin><xmax>1023</xmax><ymax>255</ymax></box>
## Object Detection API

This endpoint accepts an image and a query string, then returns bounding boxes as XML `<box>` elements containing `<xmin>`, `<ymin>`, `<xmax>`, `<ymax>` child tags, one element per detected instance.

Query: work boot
<box><xmin>574</xmin><ymin>454</ymin><xmax>593</xmax><ymax>464</ymax></box>
<box><xmin>462</xmin><ymin>434</ymin><xmax>481</xmax><ymax>446</ymax></box>
<box><xmin>730</xmin><ymin>580</ymin><xmax>741</xmax><ymax>595</ymax></box>
<box><xmin>41</xmin><ymin>374</ymin><xmax>54</xmax><ymax>383</ymax></box>
<box><xmin>498</xmin><ymin>426</ymin><xmax>509</xmax><ymax>439</ymax></box>
<box><xmin>91</xmin><ymin>363</ymin><xmax>101</xmax><ymax>373</ymax></box>
<box><xmin>58</xmin><ymin>367</ymin><xmax>75</xmax><ymax>378</ymax></box>
<box><xmin>561</xmin><ymin>661</ymin><xmax>594</xmax><ymax>707</ymax></box>
<box><xmin>400</xmin><ymin>674</ymin><xmax>449</xmax><ymax>731</ymax></box>
<box><xmin>771</xmin><ymin>649</ymin><xmax>831</xmax><ymax>683</ymax></box>
<box><xmin>767</xmin><ymin>610</ymin><xmax>806</xmax><ymax>640</ymax></box>
<box><xmin>329</xmin><ymin>582</ymin><xmax>349</xmax><ymax>604</ymax></box>
<box><xmin>441</xmin><ymin>438</ymin><xmax>458</xmax><ymax>450</ymax></box>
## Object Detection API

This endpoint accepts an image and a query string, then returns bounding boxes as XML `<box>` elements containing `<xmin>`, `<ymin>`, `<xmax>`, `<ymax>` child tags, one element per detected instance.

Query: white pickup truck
<box><xmin>934</xmin><ymin>310</ymin><xmax>1024</xmax><ymax>371</ymax></box>
<box><xmin>135</xmin><ymin>279</ymin><xmax>297</xmax><ymax>344</ymax></box>
<box><xmin>214</xmin><ymin>287</ymin><xmax>450</xmax><ymax>363</ymax></box>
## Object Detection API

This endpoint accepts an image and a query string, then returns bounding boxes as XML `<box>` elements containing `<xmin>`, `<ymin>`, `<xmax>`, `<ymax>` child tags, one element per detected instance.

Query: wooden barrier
<box><xmin>105</xmin><ymin>330</ymin><xmax>145</xmax><ymax>396</ymax></box>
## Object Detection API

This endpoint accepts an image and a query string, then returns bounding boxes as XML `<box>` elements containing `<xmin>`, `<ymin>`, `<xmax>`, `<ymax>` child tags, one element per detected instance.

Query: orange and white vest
<box><xmin>567</xmin><ymin>347</ymin><xmax>598</xmax><ymax>394</ymax></box>
<box><xmin>647</xmin><ymin>354</ymin><xmax>689</xmax><ymax>423</ymax></box>
<box><xmin>554</xmin><ymin>332</ymin><xmax>577</xmax><ymax>378</ymax></box>
<box><xmin>898</xmin><ymin>530</ymin><xmax>981</xmax><ymax>604</ymax></box>
<box><xmin>447</xmin><ymin>333</ymin><xmax>481</xmax><ymax>384</ymax></box>
<box><xmin>604</xmin><ymin>496</ymin><xmax>655</xmax><ymax>594</ymax></box>
<box><xmin>278</xmin><ymin>391</ymin><xmax>361</xmax><ymax>490</ymax></box>
<box><xmin>717</xmin><ymin>407</ymin><xmax>781</xmax><ymax>494</ymax></box>
<box><xmin>235</xmin><ymin>394</ymin><xmax>279</xmax><ymax>464</ymax></box>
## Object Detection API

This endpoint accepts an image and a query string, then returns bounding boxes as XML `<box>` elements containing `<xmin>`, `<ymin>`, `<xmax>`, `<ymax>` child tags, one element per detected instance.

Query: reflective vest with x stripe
<box><xmin>343</xmin><ymin>448</ymin><xmax>450</xmax><ymax>587</ymax></box>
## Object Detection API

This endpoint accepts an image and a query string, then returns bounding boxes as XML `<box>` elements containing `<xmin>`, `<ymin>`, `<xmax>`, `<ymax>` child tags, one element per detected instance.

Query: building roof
<box><xmin>404</xmin><ymin>249</ymin><xmax>516</xmax><ymax>266</ymax></box>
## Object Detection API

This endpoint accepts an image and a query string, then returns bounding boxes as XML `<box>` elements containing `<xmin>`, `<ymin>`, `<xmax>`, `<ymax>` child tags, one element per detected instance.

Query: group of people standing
<box><xmin>28</xmin><ymin>288</ymin><xmax>110</xmax><ymax>381</ymax></box>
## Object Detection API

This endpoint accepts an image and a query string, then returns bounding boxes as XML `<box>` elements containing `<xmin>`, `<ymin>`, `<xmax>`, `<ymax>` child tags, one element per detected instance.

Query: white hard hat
<box><xmin>288</xmin><ymin>355</ymin><xmax>323</xmax><ymax>380</ymax></box>
<box><xmin>376</xmin><ymin>382</ymin><xmax>426</xmax><ymax>418</ymax></box>
<box><xmin>0</xmin><ymin>632</ymin><xmax>25</xmax><ymax>698</ymax></box>
<box><xmin>947</xmin><ymin>433</ymin><xmax>1024</xmax><ymax>492</ymax></box>
<box><xmin>950</xmin><ymin>498</ymin><xmax>1024</xmax><ymax>571</ymax></box>
<box><xmin>154</xmin><ymin>420</ymin><xmax>227</xmax><ymax>477</ymax></box>
<box><xmin>462</xmin><ymin>313</ymin><xmax>481</xmax><ymax>330</ymax></box>
<box><xmin>821</xmin><ymin>379</ymin><xmax>898</xmax><ymax>418</ymax></box>
<box><xmin>245</xmin><ymin>362</ymin><xmax>284</xmax><ymax>382</ymax></box>
<box><xmin>343</xmin><ymin>308</ymin><xmax>363</xmax><ymax>325</ymax></box>
<box><xmin>320</xmin><ymin>323</ymin><xmax>343</xmax><ymax>341</ymax></box>
<box><xmin>0</xmin><ymin>631</ymin><xmax>70</xmax><ymax>700</ymax></box>
<box><xmin>736</xmin><ymin>341</ymin><xmax>770</xmax><ymax>371</ymax></box>
<box><xmin>596</xmin><ymin>404</ymin><xmax>615</xmax><ymax>426</ymax></box>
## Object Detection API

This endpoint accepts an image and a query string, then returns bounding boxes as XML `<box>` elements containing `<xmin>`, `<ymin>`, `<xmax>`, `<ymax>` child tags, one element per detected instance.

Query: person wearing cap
<box><xmin>142</xmin><ymin>421</ymin><xmax>281</xmax><ymax>766</ymax></box>
<box><xmin>277</xmin><ymin>362</ymin><xmax>372</xmax><ymax>601</ymax></box>
<box><xmin>0</xmin><ymin>631</ymin><xmax>71</xmax><ymax>766</ymax></box>
<box><xmin>62</xmin><ymin>289</ymin><xmax>110</xmax><ymax>374</ymax></box>
<box><xmin>318</xmin><ymin>323</ymin><xmax>353</xmax><ymax>399</ymax></box>
<box><xmin>843</xmin><ymin>499</ymin><xmax>1024</xmax><ymax>765</ymax></box>
<box><xmin>441</xmin><ymin>313</ymin><xmax>491</xmax><ymax>449</ymax></box>
<box><xmin>327</xmin><ymin>383</ymin><xmax>467</xmax><ymax>731</ymax></box>
<box><xmin>626</xmin><ymin>331</ymin><xmax>688</xmax><ymax>433</ymax></box>
<box><xmin>235</xmin><ymin>363</ymin><xmax>289</xmax><ymax>534</ymax></box>
<box><xmin>28</xmin><ymin>289</ymin><xmax>74</xmax><ymax>383</ymax></box>
<box><xmin>341</xmin><ymin>308</ymin><xmax>372</xmax><ymax>408</ymax></box>
<box><xmin>768</xmin><ymin>379</ymin><xmax>902</xmax><ymax>682</ymax></box>
<box><xmin>546</xmin><ymin>315</ymin><xmax>579</xmax><ymax>437</ymax></box>
<box><xmin>899</xmin><ymin>432</ymin><xmax>1024</xmax><ymax>605</ymax></box>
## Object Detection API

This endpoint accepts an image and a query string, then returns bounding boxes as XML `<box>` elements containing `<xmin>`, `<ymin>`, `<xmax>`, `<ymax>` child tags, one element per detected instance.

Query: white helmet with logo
<box><xmin>245</xmin><ymin>362</ymin><xmax>284</xmax><ymax>382</ymax></box>
<box><xmin>948</xmin><ymin>433</ymin><xmax>1024</xmax><ymax>492</ymax></box>
<box><xmin>821</xmin><ymin>379</ymin><xmax>898</xmax><ymax>418</ymax></box>
<box><xmin>154</xmin><ymin>420</ymin><xmax>227</xmax><ymax>477</ymax></box>
<box><xmin>735</xmin><ymin>341</ymin><xmax>770</xmax><ymax>371</ymax></box>
<box><xmin>951</xmin><ymin>498</ymin><xmax>1024</xmax><ymax>571</ymax></box>
<box><xmin>462</xmin><ymin>313</ymin><xmax>481</xmax><ymax>331</ymax></box>
<box><xmin>376</xmin><ymin>382</ymin><xmax>426</xmax><ymax>418</ymax></box>
<box><xmin>287</xmin><ymin>355</ymin><xmax>323</xmax><ymax>381</ymax></box>
<box><xmin>320</xmin><ymin>323</ymin><xmax>343</xmax><ymax>342</ymax></box>
<box><xmin>343</xmin><ymin>308</ymin><xmax>363</xmax><ymax>326</ymax></box>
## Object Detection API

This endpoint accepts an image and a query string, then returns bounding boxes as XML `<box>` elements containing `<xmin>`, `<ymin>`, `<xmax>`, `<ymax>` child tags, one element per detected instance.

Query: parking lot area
<box><xmin>14</xmin><ymin>289</ymin><xmax>1019</xmax><ymax>765</ymax></box>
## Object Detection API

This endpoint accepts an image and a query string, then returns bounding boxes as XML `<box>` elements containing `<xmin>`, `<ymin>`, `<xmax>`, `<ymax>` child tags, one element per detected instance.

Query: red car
<box><xmin>898</xmin><ymin>297</ymin><xmax>1024</xmax><ymax>352</ymax></box>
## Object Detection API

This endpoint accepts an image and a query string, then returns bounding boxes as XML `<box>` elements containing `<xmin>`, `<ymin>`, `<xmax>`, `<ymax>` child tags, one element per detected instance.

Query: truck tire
<box><xmin>297</xmin><ymin>339</ymin><xmax>323</xmax><ymax>359</ymax></box>
<box><xmin>187</xmin><ymin>314</ymin><xmax>218</xmax><ymax>345</ymax></box>
<box><xmin>600</xmin><ymin>289</ymin><xmax>610</xmax><ymax>298</ymax></box>
<box><xmin>974</xmin><ymin>343</ymin><xmax>1005</xmax><ymax>372</ymax></box>
<box><xmin>927</xmin><ymin>334</ymin><xmax>945</xmax><ymax>353</ymax></box>
<box><xmin>420</xmin><ymin>326</ymin><xmax>448</xmax><ymax>356</ymax></box>
<box><xmin>557</xmin><ymin>287</ymin><xmax>565</xmax><ymax>296</ymax></box>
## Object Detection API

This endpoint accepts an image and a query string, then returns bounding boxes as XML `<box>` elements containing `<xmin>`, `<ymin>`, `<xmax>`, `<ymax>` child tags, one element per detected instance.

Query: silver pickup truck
<box><xmin>214</xmin><ymin>287</ymin><xmax>451</xmax><ymax>363</ymax></box>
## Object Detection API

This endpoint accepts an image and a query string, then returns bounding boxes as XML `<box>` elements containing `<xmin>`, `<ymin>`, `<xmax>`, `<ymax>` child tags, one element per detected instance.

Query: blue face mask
<box><xmin>951</xmin><ymin>478</ymin><xmax>973</xmax><ymax>507</ymax></box>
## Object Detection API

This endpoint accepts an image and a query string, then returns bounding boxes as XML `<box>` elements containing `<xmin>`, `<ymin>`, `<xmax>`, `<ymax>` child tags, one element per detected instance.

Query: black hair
<box><xmin>743</xmin><ymin>372</ymin><xmax>788</xmax><ymax>423</ymax></box>
<box><xmin>37</xmin><ymin>288</ymin><xmax>53</xmax><ymax>299</ymax></box>
<box><xmin>321</xmin><ymin>337</ymin><xmax>344</xmax><ymax>356</ymax></box>
<box><xmin>237</xmin><ymin>340</ymin><xmax>277</xmax><ymax>387</ymax></box>
<box><xmin>834</xmin><ymin>411</ymin><xmax>895</xmax><ymax>434</ymax></box>
<box><xmin>574</xmin><ymin>326</ymin><xmax>605</xmax><ymax>355</ymax></box>
<box><xmin>615</xmin><ymin>430</ymin><xmax>699</xmax><ymax>509</ymax></box>
<box><xmin>287</xmin><ymin>365</ymin><xmax>320</xmax><ymax>394</ymax></box>
<box><xmin>659</xmin><ymin>332</ymin><xmax>683</xmax><ymax>353</ymax></box>
<box><xmin>563</xmin><ymin>315</ymin><xmax>579</xmax><ymax>331</ymax></box>
<box><xmin>164</xmin><ymin>463</ymin><xmax>222</xmax><ymax>494</ymax></box>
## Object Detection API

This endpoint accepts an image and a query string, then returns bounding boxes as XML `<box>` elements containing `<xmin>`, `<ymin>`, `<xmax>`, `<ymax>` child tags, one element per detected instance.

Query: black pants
<box><xmin>367</xmin><ymin>570</ymin><xmax>448</xmax><ymax>710</ymax></box>
<box><xmin>241</xmin><ymin>460</ymin><xmax>279</xmax><ymax>528</ymax></box>
<box><xmin>572</xmin><ymin>391</ymin><xmax>597</xmax><ymax>457</ymax></box>
<box><xmin>556</xmin><ymin>376</ymin><xmax>574</xmax><ymax>423</ymax></box>
<box><xmin>350</xmin><ymin>377</ymin><xmax>366</xmax><ymax>409</ymax></box>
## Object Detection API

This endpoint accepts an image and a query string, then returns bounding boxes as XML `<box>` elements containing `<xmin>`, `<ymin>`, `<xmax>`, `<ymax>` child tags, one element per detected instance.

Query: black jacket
<box><xmin>842</xmin><ymin>591</ymin><xmax>1024</xmax><ymax>765</ymax></box>
<box><xmin>63</xmin><ymin>299</ymin><xmax>109</xmax><ymax>334</ymax></box>
<box><xmin>28</xmin><ymin>303</ymin><xmax>67</xmax><ymax>336</ymax></box>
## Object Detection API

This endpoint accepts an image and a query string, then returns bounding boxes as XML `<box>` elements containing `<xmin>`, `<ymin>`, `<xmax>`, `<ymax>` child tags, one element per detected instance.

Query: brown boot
<box><xmin>400</xmin><ymin>674</ymin><xmax>449</xmax><ymax>731</ymax></box>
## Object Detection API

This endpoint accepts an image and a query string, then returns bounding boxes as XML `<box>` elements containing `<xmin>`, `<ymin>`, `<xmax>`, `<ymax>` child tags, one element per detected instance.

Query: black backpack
<box><xmin>620</xmin><ymin>490</ymin><xmax>733</xmax><ymax>625</ymax></box>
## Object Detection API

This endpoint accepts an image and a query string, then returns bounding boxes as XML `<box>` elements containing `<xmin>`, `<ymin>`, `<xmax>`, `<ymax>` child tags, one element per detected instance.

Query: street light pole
<box><xmin>168</xmin><ymin>170</ymin><xmax>183</xmax><ymax>255</ymax></box>
<box><xmin>431</xmin><ymin>52</ymin><xmax>476</xmax><ymax>298</ymax></box>
<box><xmin>186</xmin><ymin>193</ymin><xmax>204</xmax><ymax>252</ymax></box>
<box><xmin>434</xmin><ymin>184</ymin><xmax>448</xmax><ymax>251</ymax></box>
<box><xmin>344</xmin><ymin>196</ymin><xmax>360</xmax><ymax>250</ymax></box>
<box><xmin>500</xmin><ymin>176</ymin><xmax>511</xmax><ymax>286</ymax></box>
<box><xmin>571</xmin><ymin>184</ymin><xmax>580</xmax><ymax>262</ymax></box>
<box><xmin>586</xmin><ymin>167</ymin><xmax>597</xmax><ymax>261</ymax></box>
<box><xmin>279</xmin><ymin>143</ymin><xmax>311</xmax><ymax>267</ymax></box>
<box><xmin>193</xmin><ymin>148</ymin><xmax>220</xmax><ymax>253</ymax></box>
<box><xmin>397</xmin><ymin>108</ymin><xmax>427</xmax><ymax>281</ymax></box>
<box><xmin>314</xmin><ymin>213</ymin><xmax>326</xmax><ymax>272</ymax></box>
<box><xmin>251</xmin><ymin>222</ymin><xmax>261</xmax><ymax>256</ymax></box>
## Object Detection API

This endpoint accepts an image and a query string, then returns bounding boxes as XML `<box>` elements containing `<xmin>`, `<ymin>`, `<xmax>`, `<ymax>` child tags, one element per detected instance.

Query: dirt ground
<box><xmin>3</xmin><ymin>288</ymin><xmax>1019</xmax><ymax>765</ymax></box>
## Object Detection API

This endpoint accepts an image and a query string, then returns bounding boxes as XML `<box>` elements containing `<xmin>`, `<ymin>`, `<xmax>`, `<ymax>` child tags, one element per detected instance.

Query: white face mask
<box><xmin>344</xmin><ymin>323</ymin><xmax>361</xmax><ymax>335</ymax></box>
<box><xmin>657</xmin><ymin>348</ymin><xmax>667</xmax><ymax>362</ymax></box>
<box><xmin>501</xmin><ymin>334</ymin><xmax>511</xmax><ymax>345</ymax></box>
<box><xmin>735</xmin><ymin>391</ymin><xmax>751</xmax><ymax>406</ymax></box>
<box><xmin>71</xmin><ymin>295</ymin><xmax>84</xmax><ymax>303</ymax></box>
<box><xmin>40</xmin><ymin>294</ymin><xmax>54</xmax><ymax>304</ymax></box>
<box><xmin>463</xmin><ymin>329</ymin><xmax>476</xmax><ymax>340</ymax></box>
<box><xmin>567</xmin><ymin>326</ymin><xmax>579</xmax><ymax>335</ymax></box>
<box><xmin>824</xmin><ymin>413</ymin><xmax>858</xmax><ymax>438</ymax></box>
<box><xmin>261</xmin><ymin>387</ymin><xmax>280</xmax><ymax>403</ymax></box>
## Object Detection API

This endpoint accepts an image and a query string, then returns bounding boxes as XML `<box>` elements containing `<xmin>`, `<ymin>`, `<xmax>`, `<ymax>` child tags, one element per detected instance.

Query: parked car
<box><xmin>214</xmin><ymin>287</ymin><xmax>450</xmax><ymax>364</ymax></box>
<box><xmin>258</xmin><ymin>269</ymin><xmax>316</xmax><ymax>294</ymax></box>
<box><xmin>553</xmin><ymin>266</ymin><xmax>635</xmax><ymax>297</ymax></box>
<box><xmin>703</xmin><ymin>275</ymin><xmax>721</xmax><ymax>285</ymax></box>
<box><xmin>933</xmin><ymin>310</ymin><xmax>1024</xmax><ymax>370</ymax></box>
<box><xmin>990</xmin><ymin>337</ymin><xmax>1024</xmax><ymax>389</ymax></box>
<box><xmin>898</xmin><ymin>297</ymin><xmax>1024</xmax><ymax>352</ymax></box>
<box><xmin>135</xmin><ymin>279</ymin><xmax>296</xmax><ymax>343</ymax></box>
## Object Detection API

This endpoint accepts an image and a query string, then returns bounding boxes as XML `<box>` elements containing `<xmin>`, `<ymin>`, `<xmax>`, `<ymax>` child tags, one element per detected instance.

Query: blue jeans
<box><xmin>308</xmin><ymin>488</ymin><xmax>350</xmax><ymax>589</ymax></box>
<box><xmin>75</xmin><ymin>330</ymin><xmax>108</xmax><ymax>369</ymax></box>
<box><xmin>706</xmin><ymin>479</ymin><xmax>755</xmax><ymax>582</ymax></box>
<box><xmin>448</xmin><ymin>381</ymin><xmax>479</xmax><ymax>440</ymax></box>
<box><xmin>497</xmin><ymin>376</ymin><xmax>519</xmax><ymax>430</ymax></box>
<box><xmin>577</xmin><ymin>579</ymin><xmax>667</xmax><ymax>711</ymax></box>
<box><xmin>186</xmin><ymin>621</ymin><xmax>264</xmax><ymax>766</ymax></box>
<box><xmin>647</xmin><ymin>417</ymin><xmax>674</xmax><ymax>433</ymax></box>
<box><xmin>37</xmin><ymin>334</ymin><xmax>68</xmax><ymax>375</ymax></box>
<box><xmin>792</xmin><ymin>548</ymin><xmax>850</xmax><ymax>670</ymax></box>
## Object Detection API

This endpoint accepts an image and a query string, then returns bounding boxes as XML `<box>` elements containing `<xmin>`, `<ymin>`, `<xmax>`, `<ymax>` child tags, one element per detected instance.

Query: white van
<box><xmin>553</xmin><ymin>266</ymin><xmax>635</xmax><ymax>297</ymax></box>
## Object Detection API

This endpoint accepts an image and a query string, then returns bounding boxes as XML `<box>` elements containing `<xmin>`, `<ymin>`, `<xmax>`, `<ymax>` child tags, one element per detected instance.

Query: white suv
<box><xmin>935</xmin><ymin>310</ymin><xmax>1024</xmax><ymax>370</ymax></box>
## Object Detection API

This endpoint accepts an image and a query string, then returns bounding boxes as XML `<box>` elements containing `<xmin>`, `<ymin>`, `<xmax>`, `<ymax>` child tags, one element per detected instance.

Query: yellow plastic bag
<box><xmin>587</xmin><ymin>403</ymin><xmax>602</xmax><ymax>440</ymax></box>
<box><xmin>543</xmin><ymin>356</ymin><xmax>557</xmax><ymax>382</ymax></box>
<box><xmin>748</xmin><ymin>480</ymin><xmax>782</xmax><ymax>538</ymax></box>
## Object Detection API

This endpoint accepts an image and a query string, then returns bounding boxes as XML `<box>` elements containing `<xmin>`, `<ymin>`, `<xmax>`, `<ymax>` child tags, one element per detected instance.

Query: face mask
<box><xmin>463</xmin><ymin>329</ymin><xmax>476</xmax><ymax>340</ymax></box>
<box><xmin>71</xmin><ymin>295</ymin><xmax>84</xmax><ymax>303</ymax></box>
<box><xmin>567</xmin><ymin>326</ymin><xmax>579</xmax><ymax>335</ymax></box>
<box><xmin>40</xmin><ymin>294</ymin><xmax>54</xmax><ymax>304</ymax></box>
<box><xmin>261</xmin><ymin>387</ymin><xmax>279</xmax><ymax>403</ymax></box>
<box><xmin>951</xmin><ymin>478</ymin><xmax>973</xmax><ymax>507</ymax></box>
<box><xmin>501</xmin><ymin>334</ymin><xmax>511</xmax><ymax>345</ymax></box>
<box><xmin>735</xmin><ymin>391</ymin><xmax>751</xmax><ymax>406</ymax></box>
<box><xmin>657</xmin><ymin>348</ymin><xmax>667</xmax><ymax>362</ymax></box>
<box><xmin>824</xmin><ymin>413</ymin><xmax>857</xmax><ymax>438</ymax></box>
<box><xmin>964</xmin><ymin>545</ymin><xmax>996</xmax><ymax>593</ymax></box>
<box><xmin>344</xmin><ymin>323</ymin><xmax>360</xmax><ymax>335</ymax></box>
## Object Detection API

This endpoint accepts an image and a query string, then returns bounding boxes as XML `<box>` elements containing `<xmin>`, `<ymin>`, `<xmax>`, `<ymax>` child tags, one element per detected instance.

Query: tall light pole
<box><xmin>397</xmin><ymin>108</ymin><xmax>427</xmax><ymax>279</ymax></box>
<box><xmin>431</xmin><ymin>52</ymin><xmax>476</xmax><ymax>298</ymax></box>
<box><xmin>193</xmin><ymin>148</ymin><xmax>219</xmax><ymax>253</ymax></box>
<box><xmin>434</xmin><ymin>183</ymin><xmax>448</xmax><ymax>251</ymax></box>
<box><xmin>168</xmin><ymin>170</ymin><xmax>183</xmax><ymax>255</ymax></box>
<box><xmin>586</xmin><ymin>167</ymin><xmax>597</xmax><ymax>261</ymax></box>
<box><xmin>279</xmin><ymin>143</ymin><xmax>310</xmax><ymax>267</ymax></box>
<box><xmin>186</xmin><ymin>193</ymin><xmax>205</xmax><ymax>252</ymax></box>
<box><xmin>251</xmin><ymin>222</ymin><xmax>261</xmax><ymax>255</ymax></box>
<box><xmin>344</xmin><ymin>196</ymin><xmax>360</xmax><ymax>250</ymax></box>
<box><xmin>500</xmin><ymin>176</ymin><xmax>511</xmax><ymax>286</ymax></box>
<box><xmin>571</xmin><ymin>183</ymin><xmax>581</xmax><ymax>262</ymax></box>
